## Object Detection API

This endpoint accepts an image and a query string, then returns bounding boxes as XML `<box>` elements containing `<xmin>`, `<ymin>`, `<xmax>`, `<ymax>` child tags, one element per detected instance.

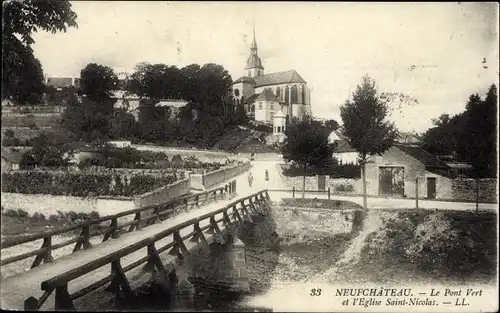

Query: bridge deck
<box><xmin>0</xmin><ymin>197</ymin><xmax>240</xmax><ymax>311</ymax></box>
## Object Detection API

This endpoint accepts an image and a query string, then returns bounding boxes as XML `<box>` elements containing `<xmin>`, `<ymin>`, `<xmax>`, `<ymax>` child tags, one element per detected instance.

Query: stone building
<box><xmin>231</xmin><ymin>28</ymin><xmax>312</xmax><ymax>124</ymax></box>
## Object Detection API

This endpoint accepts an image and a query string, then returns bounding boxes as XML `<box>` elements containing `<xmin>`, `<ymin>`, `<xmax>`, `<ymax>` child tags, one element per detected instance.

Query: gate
<box><xmin>317</xmin><ymin>175</ymin><xmax>326</xmax><ymax>191</ymax></box>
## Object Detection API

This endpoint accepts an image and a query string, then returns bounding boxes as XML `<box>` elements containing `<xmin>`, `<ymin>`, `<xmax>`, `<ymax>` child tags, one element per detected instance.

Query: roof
<box><xmin>46</xmin><ymin>77</ymin><xmax>79</xmax><ymax>88</ymax></box>
<box><xmin>244</xmin><ymin>94</ymin><xmax>259</xmax><ymax>105</ymax></box>
<box><xmin>245</xmin><ymin>55</ymin><xmax>264</xmax><ymax>70</ymax></box>
<box><xmin>232</xmin><ymin>76</ymin><xmax>255</xmax><ymax>85</ymax></box>
<box><xmin>155</xmin><ymin>99</ymin><xmax>188</xmax><ymax>108</ymax></box>
<box><xmin>396</xmin><ymin>131</ymin><xmax>422</xmax><ymax>144</ymax></box>
<box><xmin>328</xmin><ymin>129</ymin><xmax>357</xmax><ymax>152</ymax></box>
<box><xmin>394</xmin><ymin>144</ymin><xmax>449</xmax><ymax>169</ymax></box>
<box><xmin>254</xmin><ymin>70</ymin><xmax>306</xmax><ymax>87</ymax></box>
<box><xmin>1</xmin><ymin>150</ymin><xmax>25</xmax><ymax>163</ymax></box>
<box><xmin>255</xmin><ymin>89</ymin><xmax>279</xmax><ymax>102</ymax></box>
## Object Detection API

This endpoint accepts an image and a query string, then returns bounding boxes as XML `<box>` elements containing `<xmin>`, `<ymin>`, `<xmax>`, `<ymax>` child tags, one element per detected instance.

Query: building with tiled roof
<box><xmin>231</xmin><ymin>28</ymin><xmax>312</xmax><ymax>124</ymax></box>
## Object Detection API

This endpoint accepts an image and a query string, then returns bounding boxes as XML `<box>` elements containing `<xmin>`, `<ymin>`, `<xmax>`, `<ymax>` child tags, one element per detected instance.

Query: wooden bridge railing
<box><xmin>0</xmin><ymin>180</ymin><xmax>237</xmax><ymax>270</ymax></box>
<box><xmin>27</xmin><ymin>189</ymin><xmax>272</xmax><ymax>310</ymax></box>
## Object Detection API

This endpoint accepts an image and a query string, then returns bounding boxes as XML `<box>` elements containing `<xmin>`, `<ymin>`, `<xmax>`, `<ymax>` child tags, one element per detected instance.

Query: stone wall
<box><xmin>451</xmin><ymin>178</ymin><xmax>497</xmax><ymax>203</ymax></box>
<box><xmin>202</xmin><ymin>162</ymin><xmax>252</xmax><ymax>189</ymax></box>
<box><xmin>133</xmin><ymin>178</ymin><xmax>191</xmax><ymax>209</ymax></box>
<box><xmin>1</xmin><ymin>193</ymin><xmax>134</xmax><ymax>217</ymax></box>
<box><xmin>280</xmin><ymin>174</ymin><xmax>362</xmax><ymax>194</ymax></box>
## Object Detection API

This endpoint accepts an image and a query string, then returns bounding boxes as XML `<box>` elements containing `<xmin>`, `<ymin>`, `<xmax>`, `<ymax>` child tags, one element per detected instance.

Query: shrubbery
<box><xmin>282</xmin><ymin>162</ymin><xmax>361</xmax><ymax>178</ymax></box>
<box><xmin>1</xmin><ymin>172</ymin><xmax>176</xmax><ymax>196</ymax></box>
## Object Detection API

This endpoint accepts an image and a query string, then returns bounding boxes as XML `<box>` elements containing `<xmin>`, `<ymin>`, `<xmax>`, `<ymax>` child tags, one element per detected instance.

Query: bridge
<box><xmin>1</xmin><ymin>158</ymin><xmax>496</xmax><ymax>311</ymax></box>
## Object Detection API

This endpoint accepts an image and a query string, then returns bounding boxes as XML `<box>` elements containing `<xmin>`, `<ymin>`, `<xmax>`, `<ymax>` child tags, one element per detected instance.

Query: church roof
<box><xmin>232</xmin><ymin>76</ymin><xmax>255</xmax><ymax>85</ymax></box>
<box><xmin>254</xmin><ymin>70</ymin><xmax>306</xmax><ymax>87</ymax></box>
<box><xmin>244</xmin><ymin>94</ymin><xmax>259</xmax><ymax>104</ymax></box>
<box><xmin>255</xmin><ymin>89</ymin><xmax>279</xmax><ymax>102</ymax></box>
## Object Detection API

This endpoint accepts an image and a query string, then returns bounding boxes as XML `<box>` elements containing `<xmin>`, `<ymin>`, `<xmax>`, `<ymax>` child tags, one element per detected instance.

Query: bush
<box><xmin>4</xmin><ymin>209</ymin><xmax>19</xmax><ymax>217</ymax></box>
<box><xmin>335</xmin><ymin>184</ymin><xmax>354</xmax><ymax>192</ymax></box>
<box><xmin>32</xmin><ymin>212</ymin><xmax>46</xmax><ymax>220</ymax></box>
<box><xmin>1</xmin><ymin>171</ymin><xmax>177</xmax><ymax>196</ymax></box>
<box><xmin>16</xmin><ymin>209</ymin><xmax>29</xmax><ymax>218</ymax></box>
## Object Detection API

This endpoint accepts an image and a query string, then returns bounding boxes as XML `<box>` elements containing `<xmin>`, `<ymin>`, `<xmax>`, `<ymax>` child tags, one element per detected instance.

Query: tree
<box><xmin>29</xmin><ymin>131</ymin><xmax>71</xmax><ymax>167</ymax></box>
<box><xmin>324</xmin><ymin>119</ymin><xmax>340</xmax><ymax>132</ymax></box>
<box><xmin>281</xmin><ymin>116</ymin><xmax>335</xmax><ymax>198</ymax></box>
<box><xmin>80</xmin><ymin>63</ymin><xmax>119</xmax><ymax>99</ymax></box>
<box><xmin>458</xmin><ymin>84</ymin><xmax>497</xmax><ymax>177</ymax></box>
<box><xmin>2</xmin><ymin>0</ymin><xmax>78</xmax><ymax>104</ymax></box>
<box><xmin>340</xmin><ymin>75</ymin><xmax>398</xmax><ymax>209</ymax></box>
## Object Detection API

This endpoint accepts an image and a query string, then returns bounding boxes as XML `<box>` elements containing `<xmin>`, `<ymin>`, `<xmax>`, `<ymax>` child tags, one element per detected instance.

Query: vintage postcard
<box><xmin>1</xmin><ymin>1</ymin><xmax>498</xmax><ymax>312</ymax></box>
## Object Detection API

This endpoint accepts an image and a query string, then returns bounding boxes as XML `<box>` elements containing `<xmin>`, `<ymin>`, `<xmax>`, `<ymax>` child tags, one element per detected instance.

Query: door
<box><xmin>317</xmin><ymin>175</ymin><xmax>326</xmax><ymax>191</ymax></box>
<box><xmin>379</xmin><ymin>167</ymin><xmax>405</xmax><ymax>197</ymax></box>
<box><xmin>427</xmin><ymin>177</ymin><xmax>436</xmax><ymax>199</ymax></box>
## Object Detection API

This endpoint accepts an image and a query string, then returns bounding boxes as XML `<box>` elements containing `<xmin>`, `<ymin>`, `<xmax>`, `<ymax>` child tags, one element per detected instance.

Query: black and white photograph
<box><xmin>1</xmin><ymin>1</ymin><xmax>498</xmax><ymax>312</ymax></box>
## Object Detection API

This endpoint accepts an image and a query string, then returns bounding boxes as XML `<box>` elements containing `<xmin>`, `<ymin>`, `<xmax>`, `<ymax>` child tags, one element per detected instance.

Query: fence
<box><xmin>0</xmin><ymin>181</ymin><xmax>236</xmax><ymax>273</ymax></box>
<box><xmin>5</xmin><ymin>188</ymin><xmax>269</xmax><ymax>311</ymax></box>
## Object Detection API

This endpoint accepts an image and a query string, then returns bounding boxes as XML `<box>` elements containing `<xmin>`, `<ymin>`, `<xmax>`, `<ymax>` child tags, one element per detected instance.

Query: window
<box><xmin>257</xmin><ymin>70</ymin><xmax>260</xmax><ymax>76</ymax></box>
<box><xmin>270</xmin><ymin>104</ymin><xmax>274</xmax><ymax>110</ymax></box>
<box><xmin>248</xmin><ymin>71</ymin><xmax>251</xmax><ymax>77</ymax></box>
<box><xmin>276</xmin><ymin>87</ymin><xmax>281</xmax><ymax>100</ymax></box>
<box><xmin>259</xmin><ymin>102</ymin><xmax>262</xmax><ymax>109</ymax></box>
<box><xmin>291</xmin><ymin>85</ymin><xmax>298</xmax><ymax>103</ymax></box>
<box><xmin>379</xmin><ymin>167</ymin><xmax>405</xmax><ymax>196</ymax></box>
<box><xmin>285</xmin><ymin>86</ymin><xmax>290</xmax><ymax>104</ymax></box>
<box><xmin>234</xmin><ymin>89</ymin><xmax>240</xmax><ymax>97</ymax></box>
<box><xmin>270</xmin><ymin>112</ymin><xmax>275</xmax><ymax>119</ymax></box>
<box><xmin>251</xmin><ymin>105</ymin><xmax>255</xmax><ymax>112</ymax></box>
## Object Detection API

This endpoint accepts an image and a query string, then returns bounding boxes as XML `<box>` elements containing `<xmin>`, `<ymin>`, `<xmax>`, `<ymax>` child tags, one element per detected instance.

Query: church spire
<box><xmin>251</xmin><ymin>24</ymin><xmax>257</xmax><ymax>50</ymax></box>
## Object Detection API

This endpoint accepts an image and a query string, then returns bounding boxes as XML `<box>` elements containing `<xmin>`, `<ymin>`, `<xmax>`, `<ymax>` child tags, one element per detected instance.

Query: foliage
<box><xmin>282</xmin><ymin>117</ymin><xmax>335</xmax><ymax>169</ymax></box>
<box><xmin>2</xmin><ymin>0</ymin><xmax>78</xmax><ymax>105</ymax></box>
<box><xmin>340</xmin><ymin>75</ymin><xmax>398</xmax><ymax>208</ymax></box>
<box><xmin>340</xmin><ymin>75</ymin><xmax>398</xmax><ymax>160</ymax></box>
<box><xmin>80</xmin><ymin>63</ymin><xmax>119</xmax><ymax>99</ymax></box>
<box><xmin>1</xmin><ymin>171</ymin><xmax>176</xmax><ymax>197</ymax></box>
<box><xmin>324</xmin><ymin>119</ymin><xmax>340</xmax><ymax>132</ymax></box>
<box><xmin>27</xmin><ymin>131</ymin><xmax>72</xmax><ymax>167</ymax></box>
<box><xmin>421</xmin><ymin>84</ymin><xmax>497</xmax><ymax>178</ymax></box>
<box><xmin>282</xmin><ymin>161</ymin><xmax>361</xmax><ymax>178</ymax></box>
<box><xmin>281</xmin><ymin>116</ymin><xmax>335</xmax><ymax>197</ymax></box>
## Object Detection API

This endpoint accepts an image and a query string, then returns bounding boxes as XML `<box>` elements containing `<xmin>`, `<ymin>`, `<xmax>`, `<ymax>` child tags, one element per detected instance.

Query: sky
<box><xmin>32</xmin><ymin>2</ymin><xmax>499</xmax><ymax>133</ymax></box>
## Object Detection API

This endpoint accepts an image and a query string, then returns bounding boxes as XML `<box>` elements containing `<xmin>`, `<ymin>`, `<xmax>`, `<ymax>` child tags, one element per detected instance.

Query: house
<box><xmin>155</xmin><ymin>99</ymin><xmax>189</xmax><ymax>120</ymax></box>
<box><xmin>107</xmin><ymin>141</ymin><xmax>132</xmax><ymax>148</ymax></box>
<box><xmin>364</xmin><ymin>144</ymin><xmax>452</xmax><ymax>199</ymax></box>
<box><xmin>328</xmin><ymin>129</ymin><xmax>358</xmax><ymax>164</ymax></box>
<box><xmin>1</xmin><ymin>149</ymin><xmax>26</xmax><ymax>172</ymax></box>
<box><xmin>396</xmin><ymin>131</ymin><xmax>422</xmax><ymax>144</ymax></box>
<box><xmin>45</xmin><ymin>75</ymin><xmax>80</xmax><ymax>90</ymax></box>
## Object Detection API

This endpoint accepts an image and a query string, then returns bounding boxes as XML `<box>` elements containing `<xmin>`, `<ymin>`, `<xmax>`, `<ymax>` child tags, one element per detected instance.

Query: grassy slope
<box><xmin>330</xmin><ymin>209</ymin><xmax>497</xmax><ymax>285</ymax></box>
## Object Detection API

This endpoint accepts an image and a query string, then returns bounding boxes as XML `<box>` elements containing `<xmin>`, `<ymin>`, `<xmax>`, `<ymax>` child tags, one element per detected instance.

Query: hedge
<box><xmin>282</xmin><ymin>163</ymin><xmax>361</xmax><ymax>178</ymax></box>
<box><xmin>1</xmin><ymin>172</ymin><xmax>176</xmax><ymax>197</ymax></box>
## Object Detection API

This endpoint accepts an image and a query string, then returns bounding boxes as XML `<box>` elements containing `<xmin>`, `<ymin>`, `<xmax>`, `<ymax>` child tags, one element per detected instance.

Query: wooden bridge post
<box><xmin>105</xmin><ymin>260</ymin><xmax>135</xmax><ymax>301</ymax></box>
<box><xmin>54</xmin><ymin>284</ymin><xmax>75</xmax><ymax>311</ymax></box>
<box><xmin>111</xmin><ymin>218</ymin><xmax>120</xmax><ymax>239</ymax></box>
<box><xmin>184</xmin><ymin>198</ymin><xmax>189</xmax><ymax>212</ymax></box>
<box><xmin>195</xmin><ymin>195</ymin><xmax>200</xmax><ymax>207</ymax></box>
<box><xmin>292</xmin><ymin>186</ymin><xmax>295</xmax><ymax>198</ymax></box>
<box><xmin>328</xmin><ymin>187</ymin><xmax>331</xmax><ymax>200</ymax></box>
<box><xmin>32</xmin><ymin>236</ymin><xmax>54</xmax><ymax>268</ymax></box>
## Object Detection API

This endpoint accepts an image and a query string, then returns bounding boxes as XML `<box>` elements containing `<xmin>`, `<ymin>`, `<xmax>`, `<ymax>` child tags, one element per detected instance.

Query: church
<box><xmin>231</xmin><ymin>29</ymin><xmax>312</xmax><ymax>129</ymax></box>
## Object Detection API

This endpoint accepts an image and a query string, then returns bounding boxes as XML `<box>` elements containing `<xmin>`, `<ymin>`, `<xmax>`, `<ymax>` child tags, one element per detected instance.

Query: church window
<box><xmin>270</xmin><ymin>112</ymin><xmax>275</xmax><ymax>119</ymax></box>
<box><xmin>259</xmin><ymin>102</ymin><xmax>262</xmax><ymax>109</ymax></box>
<box><xmin>251</xmin><ymin>105</ymin><xmax>255</xmax><ymax>112</ymax></box>
<box><xmin>291</xmin><ymin>85</ymin><xmax>298</xmax><ymax>103</ymax></box>
<box><xmin>234</xmin><ymin>89</ymin><xmax>240</xmax><ymax>97</ymax></box>
<box><xmin>285</xmin><ymin>86</ymin><xmax>290</xmax><ymax>104</ymax></box>
<box><xmin>302</xmin><ymin>86</ymin><xmax>307</xmax><ymax>104</ymax></box>
<box><xmin>241</xmin><ymin>96</ymin><xmax>245</xmax><ymax>104</ymax></box>
<box><xmin>236</xmin><ymin>99</ymin><xmax>240</xmax><ymax>106</ymax></box>
<box><xmin>276</xmin><ymin>87</ymin><xmax>281</xmax><ymax>100</ymax></box>
<box><xmin>257</xmin><ymin>70</ymin><xmax>260</xmax><ymax>76</ymax></box>
<box><xmin>248</xmin><ymin>71</ymin><xmax>251</xmax><ymax>77</ymax></box>
<box><xmin>270</xmin><ymin>104</ymin><xmax>274</xmax><ymax>110</ymax></box>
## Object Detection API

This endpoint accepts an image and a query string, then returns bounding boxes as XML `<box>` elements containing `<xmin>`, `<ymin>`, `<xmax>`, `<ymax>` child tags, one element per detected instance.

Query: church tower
<box><xmin>245</xmin><ymin>27</ymin><xmax>264</xmax><ymax>78</ymax></box>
